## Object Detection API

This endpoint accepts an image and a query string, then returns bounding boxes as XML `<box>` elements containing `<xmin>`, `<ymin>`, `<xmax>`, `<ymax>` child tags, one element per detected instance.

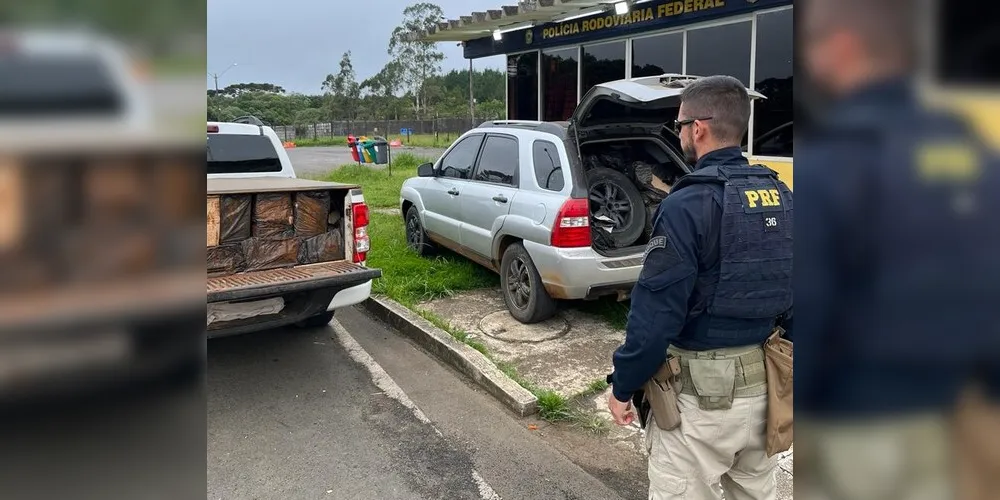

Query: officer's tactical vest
<box><xmin>672</xmin><ymin>163</ymin><xmax>793</xmax><ymax>328</ymax></box>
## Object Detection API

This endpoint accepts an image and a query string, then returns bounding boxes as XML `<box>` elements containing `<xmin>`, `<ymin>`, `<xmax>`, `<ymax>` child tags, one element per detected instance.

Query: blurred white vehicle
<box><xmin>0</xmin><ymin>29</ymin><xmax>151</xmax><ymax>130</ymax></box>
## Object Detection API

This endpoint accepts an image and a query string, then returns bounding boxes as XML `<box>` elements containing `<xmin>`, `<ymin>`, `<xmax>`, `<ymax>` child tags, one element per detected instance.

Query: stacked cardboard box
<box><xmin>207</xmin><ymin>190</ymin><xmax>346</xmax><ymax>276</ymax></box>
<box><xmin>0</xmin><ymin>151</ymin><xmax>204</xmax><ymax>292</ymax></box>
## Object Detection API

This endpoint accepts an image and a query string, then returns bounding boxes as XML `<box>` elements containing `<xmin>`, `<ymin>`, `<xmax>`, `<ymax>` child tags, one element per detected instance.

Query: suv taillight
<box><xmin>550</xmin><ymin>198</ymin><xmax>591</xmax><ymax>248</ymax></box>
<box><xmin>352</xmin><ymin>202</ymin><xmax>370</xmax><ymax>263</ymax></box>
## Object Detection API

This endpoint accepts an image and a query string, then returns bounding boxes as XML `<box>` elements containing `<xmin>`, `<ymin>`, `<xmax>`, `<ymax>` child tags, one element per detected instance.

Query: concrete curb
<box><xmin>361</xmin><ymin>296</ymin><xmax>539</xmax><ymax>417</ymax></box>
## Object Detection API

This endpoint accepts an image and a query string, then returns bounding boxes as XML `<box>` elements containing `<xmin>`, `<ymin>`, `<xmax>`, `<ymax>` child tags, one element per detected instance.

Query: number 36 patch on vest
<box><xmin>740</xmin><ymin>187</ymin><xmax>784</xmax><ymax>232</ymax></box>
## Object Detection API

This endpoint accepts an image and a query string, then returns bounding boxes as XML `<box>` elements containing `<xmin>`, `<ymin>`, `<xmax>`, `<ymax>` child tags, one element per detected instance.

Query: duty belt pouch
<box><xmin>644</xmin><ymin>356</ymin><xmax>683</xmax><ymax>431</ymax></box>
<box><xmin>764</xmin><ymin>327</ymin><xmax>794</xmax><ymax>456</ymax></box>
<box><xmin>688</xmin><ymin>357</ymin><xmax>737</xmax><ymax>410</ymax></box>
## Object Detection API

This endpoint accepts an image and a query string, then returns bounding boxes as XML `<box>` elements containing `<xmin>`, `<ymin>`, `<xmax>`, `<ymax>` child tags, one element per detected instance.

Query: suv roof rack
<box><xmin>477</xmin><ymin>120</ymin><xmax>568</xmax><ymax>138</ymax></box>
<box><xmin>483</xmin><ymin>120</ymin><xmax>542</xmax><ymax>126</ymax></box>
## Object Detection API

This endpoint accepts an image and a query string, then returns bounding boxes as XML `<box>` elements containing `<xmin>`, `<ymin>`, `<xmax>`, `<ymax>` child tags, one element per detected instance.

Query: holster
<box><xmin>644</xmin><ymin>355</ymin><xmax>683</xmax><ymax>431</ymax></box>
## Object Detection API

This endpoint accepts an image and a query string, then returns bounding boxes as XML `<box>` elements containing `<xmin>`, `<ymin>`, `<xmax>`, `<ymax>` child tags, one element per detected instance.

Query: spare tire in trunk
<box><xmin>587</xmin><ymin>167</ymin><xmax>647</xmax><ymax>248</ymax></box>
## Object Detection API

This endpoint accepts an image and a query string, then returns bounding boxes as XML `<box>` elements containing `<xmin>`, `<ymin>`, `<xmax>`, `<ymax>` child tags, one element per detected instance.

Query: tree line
<box><xmin>207</xmin><ymin>2</ymin><xmax>506</xmax><ymax>127</ymax></box>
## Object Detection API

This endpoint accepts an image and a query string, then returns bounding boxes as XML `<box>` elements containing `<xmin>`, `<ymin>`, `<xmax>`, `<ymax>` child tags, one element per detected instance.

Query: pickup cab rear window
<box><xmin>0</xmin><ymin>55</ymin><xmax>123</xmax><ymax>116</ymax></box>
<box><xmin>207</xmin><ymin>134</ymin><xmax>283</xmax><ymax>174</ymax></box>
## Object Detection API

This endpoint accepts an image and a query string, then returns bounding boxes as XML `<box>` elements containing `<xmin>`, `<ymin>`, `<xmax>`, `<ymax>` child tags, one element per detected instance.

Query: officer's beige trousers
<box><xmin>794</xmin><ymin>414</ymin><xmax>953</xmax><ymax>500</ymax></box>
<box><xmin>646</xmin><ymin>392</ymin><xmax>776</xmax><ymax>500</ymax></box>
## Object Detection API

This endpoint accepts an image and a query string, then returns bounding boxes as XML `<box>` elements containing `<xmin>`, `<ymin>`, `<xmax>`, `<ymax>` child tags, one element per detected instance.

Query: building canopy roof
<box><xmin>420</xmin><ymin>0</ymin><xmax>627</xmax><ymax>42</ymax></box>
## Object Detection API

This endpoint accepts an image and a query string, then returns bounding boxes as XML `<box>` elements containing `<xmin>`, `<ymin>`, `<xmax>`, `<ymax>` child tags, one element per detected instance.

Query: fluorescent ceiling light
<box><xmin>614</xmin><ymin>1</ymin><xmax>629</xmax><ymax>15</ymax></box>
<box><xmin>492</xmin><ymin>29</ymin><xmax>502</xmax><ymax>41</ymax></box>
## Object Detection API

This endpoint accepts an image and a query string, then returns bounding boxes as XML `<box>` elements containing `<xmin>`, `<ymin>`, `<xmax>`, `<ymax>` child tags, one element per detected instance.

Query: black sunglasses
<box><xmin>672</xmin><ymin>116</ymin><xmax>713</xmax><ymax>134</ymax></box>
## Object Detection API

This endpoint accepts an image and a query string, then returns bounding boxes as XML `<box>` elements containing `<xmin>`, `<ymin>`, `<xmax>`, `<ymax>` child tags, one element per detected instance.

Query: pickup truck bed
<box><xmin>206</xmin><ymin>176</ymin><xmax>380</xmax><ymax>336</ymax></box>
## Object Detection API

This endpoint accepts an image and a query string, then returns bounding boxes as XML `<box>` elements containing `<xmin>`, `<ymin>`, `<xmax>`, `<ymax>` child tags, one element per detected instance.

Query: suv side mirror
<box><xmin>417</xmin><ymin>162</ymin><xmax>435</xmax><ymax>177</ymax></box>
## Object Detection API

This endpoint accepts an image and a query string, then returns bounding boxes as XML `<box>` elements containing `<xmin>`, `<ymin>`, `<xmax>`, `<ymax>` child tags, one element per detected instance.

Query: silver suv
<box><xmin>400</xmin><ymin>75</ymin><xmax>763</xmax><ymax>323</ymax></box>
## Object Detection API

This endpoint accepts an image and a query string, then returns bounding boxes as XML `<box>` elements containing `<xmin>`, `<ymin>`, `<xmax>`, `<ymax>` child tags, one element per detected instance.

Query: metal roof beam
<box><xmin>420</xmin><ymin>0</ymin><xmax>619</xmax><ymax>42</ymax></box>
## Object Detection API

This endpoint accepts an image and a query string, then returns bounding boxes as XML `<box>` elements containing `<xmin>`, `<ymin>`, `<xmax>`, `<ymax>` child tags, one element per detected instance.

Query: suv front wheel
<box><xmin>500</xmin><ymin>243</ymin><xmax>557</xmax><ymax>324</ymax></box>
<box><xmin>405</xmin><ymin>205</ymin><xmax>436</xmax><ymax>256</ymax></box>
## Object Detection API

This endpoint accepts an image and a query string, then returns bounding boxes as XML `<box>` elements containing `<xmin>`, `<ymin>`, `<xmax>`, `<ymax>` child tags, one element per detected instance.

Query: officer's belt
<box><xmin>667</xmin><ymin>344</ymin><xmax>768</xmax><ymax>398</ymax></box>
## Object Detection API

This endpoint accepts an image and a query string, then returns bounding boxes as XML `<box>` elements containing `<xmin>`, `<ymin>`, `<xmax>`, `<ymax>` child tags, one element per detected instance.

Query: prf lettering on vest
<box><xmin>743</xmin><ymin>189</ymin><xmax>782</xmax><ymax>208</ymax></box>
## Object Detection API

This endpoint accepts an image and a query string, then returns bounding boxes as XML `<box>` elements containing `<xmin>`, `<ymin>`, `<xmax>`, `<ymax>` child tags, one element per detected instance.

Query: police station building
<box><xmin>424</xmin><ymin>0</ymin><xmax>793</xmax><ymax>183</ymax></box>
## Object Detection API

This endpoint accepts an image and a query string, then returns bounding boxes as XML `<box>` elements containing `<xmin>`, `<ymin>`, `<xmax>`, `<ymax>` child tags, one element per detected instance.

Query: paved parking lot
<box><xmin>286</xmin><ymin>147</ymin><xmax>447</xmax><ymax>178</ymax></box>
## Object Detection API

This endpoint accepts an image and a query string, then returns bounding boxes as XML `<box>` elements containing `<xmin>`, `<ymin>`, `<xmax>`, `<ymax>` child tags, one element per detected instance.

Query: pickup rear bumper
<box><xmin>206</xmin><ymin>261</ymin><xmax>381</xmax><ymax>338</ymax></box>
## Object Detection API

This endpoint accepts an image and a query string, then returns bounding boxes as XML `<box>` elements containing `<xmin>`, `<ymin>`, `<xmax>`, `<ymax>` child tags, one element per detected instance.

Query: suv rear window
<box><xmin>207</xmin><ymin>134</ymin><xmax>282</xmax><ymax>174</ymax></box>
<box><xmin>0</xmin><ymin>55</ymin><xmax>123</xmax><ymax>116</ymax></box>
<box><xmin>532</xmin><ymin>140</ymin><xmax>564</xmax><ymax>191</ymax></box>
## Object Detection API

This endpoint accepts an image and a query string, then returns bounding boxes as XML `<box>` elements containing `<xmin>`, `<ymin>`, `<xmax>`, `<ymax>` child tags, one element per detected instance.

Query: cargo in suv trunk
<box><xmin>567</xmin><ymin>74</ymin><xmax>764</xmax><ymax>256</ymax></box>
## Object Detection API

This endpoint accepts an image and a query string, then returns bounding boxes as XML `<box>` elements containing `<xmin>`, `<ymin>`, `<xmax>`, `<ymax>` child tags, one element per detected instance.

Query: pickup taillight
<box><xmin>352</xmin><ymin>201</ymin><xmax>370</xmax><ymax>263</ymax></box>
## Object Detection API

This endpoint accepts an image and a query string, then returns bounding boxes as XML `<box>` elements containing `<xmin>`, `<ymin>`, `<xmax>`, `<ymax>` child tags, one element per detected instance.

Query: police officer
<box><xmin>608</xmin><ymin>75</ymin><xmax>793</xmax><ymax>500</ymax></box>
<box><xmin>796</xmin><ymin>0</ymin><xmax>1000</xmax><ymax>499</ymax></box>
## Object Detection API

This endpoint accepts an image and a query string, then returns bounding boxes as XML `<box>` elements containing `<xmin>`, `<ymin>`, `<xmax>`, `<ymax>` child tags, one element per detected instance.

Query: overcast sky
<box><xmin>207</xmin><ymin>0</ymin><xmax>507</xmax><ymax>94</ymax></box>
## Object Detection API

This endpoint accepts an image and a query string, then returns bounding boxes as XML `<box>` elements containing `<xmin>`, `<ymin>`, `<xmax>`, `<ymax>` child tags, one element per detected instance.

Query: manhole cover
<box><xmin>478</xmin><ymin>310</ymin><xmax>569</xmax><ymax>343</ymax></box>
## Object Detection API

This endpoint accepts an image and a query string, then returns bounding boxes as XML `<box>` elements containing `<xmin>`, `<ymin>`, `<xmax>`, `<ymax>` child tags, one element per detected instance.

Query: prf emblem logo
<box><xmin>741</xmin><ymin>188</ymin><xmax>782</xmax><ymax>213</ymax></box>
<box><xmin>525</xmin><ymin>29</ymin><xmax>533</xmax><ymax>45</ymax></box>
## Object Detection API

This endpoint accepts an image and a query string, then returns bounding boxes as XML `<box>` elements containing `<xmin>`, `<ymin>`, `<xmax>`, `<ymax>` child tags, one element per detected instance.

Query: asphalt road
<box><xmin>286</xmin><ymin>147</ymin><xmax>447</xmax><ymax>179</ymax></box>
<box><xmin>208</xmin><ymin>305</ymin><xmax>639</xmax><ymax>500</ymax></box>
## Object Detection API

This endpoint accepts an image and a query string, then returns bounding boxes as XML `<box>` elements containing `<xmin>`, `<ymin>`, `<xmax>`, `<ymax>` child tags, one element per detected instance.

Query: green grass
<box><xmin>583</xmin><ymin>378</ymin><xmax>610</xmax><ymax>396</ymax></box>
<box><xmin>537</xmin><ymin>390</ymin><xmax>572</xmax><ymax>420</ymax></box>
<box><xmin>324</xmin><ymin>153</ymin><xmax>428</xmax><ymax>208</ymax></box>
<box><xmin>364</xmin><ymin>213</ymin><xmax>498</xmax><ymax>305</ymax></box>
<box><xmin>291</xmin><ymin>134</ymin><xmax>455</xmax><ymax>148</ymax></box>
<box><xmin>535</xmin><ymin>388</ymin><xmax>610</xmax><ymax>434</ymax></box>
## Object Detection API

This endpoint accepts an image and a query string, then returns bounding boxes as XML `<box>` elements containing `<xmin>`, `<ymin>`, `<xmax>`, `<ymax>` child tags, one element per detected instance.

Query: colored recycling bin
<box><xmin>347</xmin><ymin>135</ymin><xmax>361</xmax><ymax>162</ymax></box>
<box><xmin>374</xmin><ymin>139</ymin><xmax>389</xmax><ymax>164</ymax></box>
<box><xmin>362</xmin><ymin>140</ymin><xmax>377</xmax><ymax>163</ymax></box>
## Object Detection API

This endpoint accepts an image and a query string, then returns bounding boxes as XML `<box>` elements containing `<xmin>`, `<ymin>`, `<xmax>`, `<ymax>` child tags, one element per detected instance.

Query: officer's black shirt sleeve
<box><xmin>610</xmin><ymin>185</ymin><xmax>714</xmax><ymax>402</ymax></box>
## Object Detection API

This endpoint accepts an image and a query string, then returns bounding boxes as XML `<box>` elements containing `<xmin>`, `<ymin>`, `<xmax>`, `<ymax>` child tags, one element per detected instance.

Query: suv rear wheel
<box><xmin>500</xmin><ymin>243</ymin><xmax>557</xmax><ymax>324</ymax></box>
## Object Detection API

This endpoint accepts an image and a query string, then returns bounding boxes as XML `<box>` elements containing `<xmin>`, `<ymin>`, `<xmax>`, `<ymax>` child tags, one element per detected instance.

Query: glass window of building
<box><xmin>631</xmin><ymin>32</ymin><xmax>683</xmax><ymax>78</ymax></box>
<box><xmin>752</xmin><ymin>9</ymin><xmax>793</xmax><ymax>157</ymax></box>
<box><xmin>507</xmin><ymin>52</ymin><xmax>539</xmax><ymax>120</ymax></box>
<box><xmin>581</xmin><ymin>41</ymin><xmax>626</xmax><ymax>96</ymax></box>
<box><xmin>541</xmin><ymin>48</ymin><xmax>578</xmax><ymax>121</ymax></box>
<box><xmin>686</xmin><ymin>21</ymin><xmax>752</xmax><ymax>86</ymax></box>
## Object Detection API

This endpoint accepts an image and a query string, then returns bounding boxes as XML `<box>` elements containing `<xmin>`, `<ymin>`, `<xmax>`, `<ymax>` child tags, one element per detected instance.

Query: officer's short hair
<box><xmin>804</xmin><ymin>0</ymin><xmax>915</xmax><ymax>65</ymax></box>
<box><xmin>679</xmin><ymin>75</ymin><xmax>751</xmax><ymax>146</ymax></box>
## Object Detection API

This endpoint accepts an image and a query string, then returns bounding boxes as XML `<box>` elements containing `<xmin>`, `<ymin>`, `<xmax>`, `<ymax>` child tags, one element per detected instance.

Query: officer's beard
<box><xmin>681</xmin><ymin>138</ymin><xmax>698</xmax><ymax>166</ymax></box>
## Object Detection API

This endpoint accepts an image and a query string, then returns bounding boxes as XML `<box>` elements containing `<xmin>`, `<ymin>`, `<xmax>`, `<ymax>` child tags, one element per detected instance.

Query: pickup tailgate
<box><xmin>207</xmin><ymin>261</ymin><xmax>379</xmax><ymax>302</ymax></box>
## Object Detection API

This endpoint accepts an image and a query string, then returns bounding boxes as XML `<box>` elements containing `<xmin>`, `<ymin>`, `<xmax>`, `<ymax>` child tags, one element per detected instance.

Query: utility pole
<box><xmin>468</xmin><ymin>57</ymin><xmax>475</xmax><ymax>128</ymax></box>
<box><xmin>209</xmin><ymin>62</ymin><xmax>238</xmax><ymax>92</ymax></box>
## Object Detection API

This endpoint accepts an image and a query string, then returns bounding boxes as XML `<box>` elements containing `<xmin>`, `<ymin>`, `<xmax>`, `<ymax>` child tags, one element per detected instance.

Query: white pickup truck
<box><xmin>206</xmin><ymin>118</ymin><xmax>380</xmax><ymax>337</ymax></box>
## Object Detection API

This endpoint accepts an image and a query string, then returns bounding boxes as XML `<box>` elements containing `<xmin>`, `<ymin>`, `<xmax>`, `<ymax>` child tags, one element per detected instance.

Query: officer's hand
<box><xmin>607</xmin><ymin>393</ymin><xmax>635</xmax><ymax>426</ymax></box>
